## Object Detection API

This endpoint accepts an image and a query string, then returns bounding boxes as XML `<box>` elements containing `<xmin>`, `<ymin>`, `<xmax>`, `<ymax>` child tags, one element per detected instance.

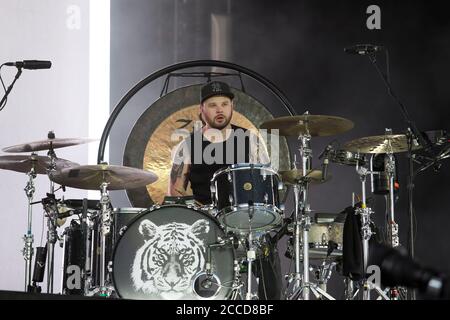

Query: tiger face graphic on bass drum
<box><xmin>130</xmin><ymin>219</ymin><xmax>210</xmax><ymax>300</ymax></box>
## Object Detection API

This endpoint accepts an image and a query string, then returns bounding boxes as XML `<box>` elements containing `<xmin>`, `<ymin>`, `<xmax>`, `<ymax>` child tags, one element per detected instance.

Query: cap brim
<box><xmin>201</xmin><ymin>92</ymin><xmax>234</xmax><ymax>104</ymax></box>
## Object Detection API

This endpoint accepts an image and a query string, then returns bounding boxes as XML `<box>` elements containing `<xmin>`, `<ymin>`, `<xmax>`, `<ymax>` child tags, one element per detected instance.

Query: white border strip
<box><xmin>88</xmin><ymin>0</ymin><xmax>110</xmax><ymax>199</ymax></box>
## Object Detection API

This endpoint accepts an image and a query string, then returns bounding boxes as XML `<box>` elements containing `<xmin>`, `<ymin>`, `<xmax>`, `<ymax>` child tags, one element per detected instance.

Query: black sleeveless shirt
<box><xmin>187</xmin><ymin>125</ymin><xmax>250</xmax><ymax>204</ymax></box>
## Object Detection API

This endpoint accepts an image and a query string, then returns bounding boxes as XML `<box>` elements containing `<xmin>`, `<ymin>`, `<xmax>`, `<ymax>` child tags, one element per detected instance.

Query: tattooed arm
<box><xmin>168</xmin><ymin>141</ymin><xmax>191</xmax><ymax>196</ymax></box>
<box><xmin>249</xmin><ymin>130</ymin><xmax>270</xmax><ymax>165</ymax></box>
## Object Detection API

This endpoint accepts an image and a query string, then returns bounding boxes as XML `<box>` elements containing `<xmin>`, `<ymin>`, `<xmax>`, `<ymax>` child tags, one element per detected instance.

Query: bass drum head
<box><xmin>112</xmin><ymin>205</ymin><xmax>234</xmax><ymax>300</ymax></box>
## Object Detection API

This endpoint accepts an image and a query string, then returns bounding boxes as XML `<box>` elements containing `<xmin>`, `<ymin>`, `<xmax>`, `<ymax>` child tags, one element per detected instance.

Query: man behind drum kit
<box><xmin>168</xmin><ymin>81</ymin><xmax>283</xmax><ymax>300</ymax></box>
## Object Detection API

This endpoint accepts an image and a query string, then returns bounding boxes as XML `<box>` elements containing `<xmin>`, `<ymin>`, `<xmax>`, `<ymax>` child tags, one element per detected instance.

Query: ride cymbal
<box><xmin>279</xmin><ymin>169</ymin><xmax>330</xmax><ymax>184</ymax></box>
<box><xmin>0</xmin><ymin>155</ymin><xmax>78</xmax><ymax>175</ymax></box>
<box><xmin>260</xmin><ymin>115</ymin><xmax>354</xmax><ymax>137</ymax></box>
<box><xmin>49</xmin><ymin>164</ymin><xmax>158</xmax><ymax>190</ymax></box>
<box><xmin>343</xmin><ymin>134</ymin><xmax>422</xmax><ymax>154</ymax></box>
<box><xmin>2</xmin><ymin>137</ymin><xmax>97</xmax><ymax>153</ymax></box>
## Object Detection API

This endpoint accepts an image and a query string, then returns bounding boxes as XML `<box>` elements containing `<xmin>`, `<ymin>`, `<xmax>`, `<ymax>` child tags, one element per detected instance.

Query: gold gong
<box><xmin>143</xmin><ymin>105</ymin><xmax>258</xmax><ymax>204</ymax></box>
<box><xmin>123</xmin><ymin>84</ymin><xmax>291</xmax><ymax>208</ymax></box>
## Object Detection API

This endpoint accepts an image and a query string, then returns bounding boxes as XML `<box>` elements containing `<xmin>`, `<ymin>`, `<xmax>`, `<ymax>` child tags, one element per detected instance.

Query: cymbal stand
<box><xmin>314</xmin><ymin>260</ymin><xmax>337</xmax><ymax>295</ymax></box>
<box><xmin>384</xmin><ymin>136</ymin><xmax>407</xmax><ymax>300</ymax></box>
<box><xmin>286</xmin><ymin>121</ymin><xmax>334</xmax><ymax>300</ymax></box>
<box><xmin>245</xmin><ymin>206</ymin><xmax>258</xmax><ymax>300</ymax></box>
<box><xmin>45</xmin><ymin>139</ymin><xmax>58</xmax><ymax>293</ymax></box>
<box><xmin>23</xmin><ymin>154</ymin><xmax>37</xmax><ymax>291</ymax></box>
<box><xmin>355</xmin><ymin>163</ymin><xmax>389</xmax><ymax>300</ymax></box>
<box><xmin>98</xmin><ymin>179</ymin><xmax>114</xmax><ymax>297</ymax></box>
<box><xmin>227</xmin><ymin>260</ymin><xmax>244</xmax><ymax>300</ymax></box>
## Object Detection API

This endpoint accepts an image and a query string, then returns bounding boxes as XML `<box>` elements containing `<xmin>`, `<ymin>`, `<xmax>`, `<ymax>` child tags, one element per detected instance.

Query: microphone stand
<box><xmin>365</xmin><ymin>52</ymin><xmax>432</xmax><ymax>300</ymax></box>
<box><xmin>0</xmin><ymin>65</ymin><xmax>23</xmax><ymax>110</ymax></box>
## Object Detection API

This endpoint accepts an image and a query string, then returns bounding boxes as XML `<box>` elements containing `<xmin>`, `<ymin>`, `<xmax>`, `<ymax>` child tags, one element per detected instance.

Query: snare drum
<box><xmin>287</xmin><ymin>219</ymin><xmax>344</xmax><ymax>261</ymax></box>
<box><xmin>211</xmin><ymin>164</ymin><xmax>283</xmax><ymax>235</ymax></box>
<box><xmin>112</xmin><ymin>205</ymin><xmax>235</xmax><ymax>300</ymax></box>
<box><xmin>308</xmin><ymin>221</ymin><xmax>344</xmax><ymax>260</ymax></box>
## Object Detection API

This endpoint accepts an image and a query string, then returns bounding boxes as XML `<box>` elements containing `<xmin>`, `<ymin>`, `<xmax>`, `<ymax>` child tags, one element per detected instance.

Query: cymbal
<box><xmin>49</xmin><ymin>164</ymin><xmax>158</xmax><ymax>190</ymax></box>
<box><xmin>279</xmin><ymin>169</ymin><xmax>330</xmax><ymax>184</ymax></box>
<box><xmin>260</xmin><ymin>115</ymin><xmax>354</xmax><ymax>137</ymax></box>
<box><xmin>2</xmin><ymin>137</ymin><xmax>97</xmax><ymax>153</ymax></box>
<box><xmin>343</xmin><ymin>134</ymin><xmax>422</xmax><ymax>154</ymax></box>
<box><xmin>0</xmin><ymin>155</ymin><xmax>78</xmax><ymax>175</ymax></box>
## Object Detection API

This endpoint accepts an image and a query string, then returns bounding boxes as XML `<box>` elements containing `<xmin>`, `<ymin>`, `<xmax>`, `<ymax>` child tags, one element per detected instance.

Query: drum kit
<box><xmin>0</xmin><ymin>113</ymin><xmax>446</xmax><ymax>300</ymax></box>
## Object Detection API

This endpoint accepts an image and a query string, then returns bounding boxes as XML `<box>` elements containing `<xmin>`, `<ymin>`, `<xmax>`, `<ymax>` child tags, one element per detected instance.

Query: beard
<box><xmin>204</xmin><ymin>112</ymin><xmax>232</xmax><ymax>130</ymax></box>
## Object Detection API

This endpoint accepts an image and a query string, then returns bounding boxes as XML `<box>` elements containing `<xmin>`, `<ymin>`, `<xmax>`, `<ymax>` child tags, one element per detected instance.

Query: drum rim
<box><xmin>217</xmin><ymin>204</ymin><xmax>283</xmax><ymax>234</ymax></box>
<box><xmin>190</xmin><ymin>271</ymin><xmax>223</xmax><ymax>300</ymax></box>
<box><xmin>111</xmin><ymin>204</ymin><xmax>231</xmax><ymax>299</ymax></box>
<box><xmin>210</xmin><ymin>163</ymin><xmax>280</xmax><ymax>182</ymax></box>
<box><xmin>113</xmin><ymin>207</ymin><xmax>146</xmax><ymax>214</ymax></box>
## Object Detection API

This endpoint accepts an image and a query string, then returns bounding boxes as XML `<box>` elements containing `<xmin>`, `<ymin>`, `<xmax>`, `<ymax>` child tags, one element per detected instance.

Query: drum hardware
<box><xmin>45</xmin><ymin>131</ymin><xmax>73</xmax><ymax>294</ymax></box>
<box><xmin>211</xmin><ymin>163</ymin><xmax>283</xmax><ymax>236</ymax></box>
<box><xmin>283</xmin><ymin>113</ymin><xmax>324</xmax><ymax>300</ymax></box>
<box><xmin>266</xmin><ymin>112</ymin><xmax>355</xmax><ymax>300</ymax></box>
<box><xmin>353</xmin><ymin>162</ymin><xmax>390</xmax><ymax>300</ymax></box>
<box><xmin>226</xmin><ymin>260</ymin><xmax>245</xmax><ymax>300</ymax></box>
<box><xmin>345</xmin><ymin>129</ymin><xmax>414</xmax><ymax>299</ymax></box>
<box><xmin>23</xmin><ymin>154</ymin><xmax>37</xmax><ymax>292</ymax></box>
<box><xmin>193</xmin><ymin>237</ymin><xmax>235</xmax><ymax>299</ymax></box>
<box><xmin>0</xmin><ymin>151</ymin><xmax>76</xmax><ymax>293</ymax></box>
<box><xmin>312</xmin><ymin>260</ymin><xmax>338</xmax><ymax>299</ymax></box>
<box><xmin>50</xmin><ymin>164</ymin><xmax>158</xmax><ymax>297</ymax></box>
<box><xmin>112</xmin><ymin>205</ymin><xmax>234</xmax><ymax>300</ymax></box>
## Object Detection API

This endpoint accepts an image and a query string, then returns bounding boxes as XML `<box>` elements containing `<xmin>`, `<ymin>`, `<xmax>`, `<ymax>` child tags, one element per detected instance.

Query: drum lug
<box><xmin>228</xmin><ymin>194</ymin><xmax>234</xmax><ymax>205</ymax></box>
<box><xmin>227</xmin><ymin>172</ymin><xmax>232</xmax><ymax>182</ymax></box>
<box><xmin>264</xmin><ymin>193</ymin><xmax>269</xmax><ymax>204</ymax></box>
<box><xmin>119</xmin><ymin>226</ymin><xmax>127</xmax><ymax>236</ymax></box>
<box><xmin>150</xmin><ymin>204</ymin><xmax>160</xmax><ymax>211</ymax></box>
<box><xmin>280</xmin><ymin>204</ymin><xmax>285</xmax><ymax>212</ymax></box>
<box><xmin>278</xmin><ymin>181</ymin><xmax>284</xmax><ymax>191</ymax></box>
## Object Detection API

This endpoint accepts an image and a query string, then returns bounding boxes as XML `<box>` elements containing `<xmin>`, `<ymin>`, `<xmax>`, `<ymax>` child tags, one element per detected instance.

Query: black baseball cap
<box><xmin>200</xmin><ymin>81</ymin><xmax>234</xmax><ymax>103</ymax></box>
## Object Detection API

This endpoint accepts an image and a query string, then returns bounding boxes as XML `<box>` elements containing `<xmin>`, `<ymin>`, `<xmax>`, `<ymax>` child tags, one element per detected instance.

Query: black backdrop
<box><xmin>109</xmin><ymin>0</ymin><xmax>450</xmax><ymax>298</ymax></box>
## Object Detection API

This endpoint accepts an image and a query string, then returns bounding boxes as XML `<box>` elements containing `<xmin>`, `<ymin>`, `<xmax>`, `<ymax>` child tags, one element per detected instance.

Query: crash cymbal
<box><xmin>343</xmin><ymin>134</ymin><xmax>422</xmax><ymax>154</ymax></box>
<box><xmin>49</xmin><ymin>164</ymin><xmax>158</xmax><ymax>190</ymax></box>
<box><xmin>0</xmin><ymin>155</ymin><xmax>78</xmax><ymax>175</ymax></box>
<box><xmin>2</xmin><ymin>137</ymin><xmax>97</xmax><ymax>153</ymax></box>
<box><xmin>279</xmin><ymin>169</ymin><xmax>330</xmax><ymax>184</ymax></box>
<box><xmin>260</xmin><ymin>115</ymin><xmax>354</xmax><ymax>137</ymax></box>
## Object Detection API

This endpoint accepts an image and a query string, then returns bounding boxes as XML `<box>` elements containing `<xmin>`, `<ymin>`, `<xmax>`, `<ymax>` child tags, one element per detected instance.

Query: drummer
<box><xmin>168</xmin><ymin>80</ymin><xmax>282</xmax><ymax>300</ymax></box>
<box><xmin>168</xmin><ymin>80</ymin><xmax>269</xmax><ymax>203</ymax></box>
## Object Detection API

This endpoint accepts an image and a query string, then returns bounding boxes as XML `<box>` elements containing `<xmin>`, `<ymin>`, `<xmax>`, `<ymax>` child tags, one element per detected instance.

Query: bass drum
<box><xmin>112</xmin><ymin>205</ymin><xmax>235</xmax><ymax>300</ymax></box>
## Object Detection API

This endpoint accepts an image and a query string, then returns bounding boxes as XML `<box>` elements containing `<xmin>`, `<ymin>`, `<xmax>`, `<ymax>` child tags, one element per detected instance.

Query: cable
<box><xmin>40</xmin><ymin>210</ymin><xmax>45</xmax><ymax>247</ymax></box>
<box><xmin>0</xmin><ymin>64</ymin><xmax>8</xmax><ymax>111</ymax></box>
<box><xmin>258</xmin><ymin>255</ymin><xmax>268</xmax><ymax>300</ymax></box>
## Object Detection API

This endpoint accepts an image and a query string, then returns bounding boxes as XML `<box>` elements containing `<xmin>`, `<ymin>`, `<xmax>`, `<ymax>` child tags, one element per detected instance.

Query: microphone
<box><xmin>344</xmin><ymin>44</ymin><xmax>383</xmax><ymax>55</ymax></box>
<box><xmin>369</xmin><ymin>242</ymin><xmax>449</xmax><ymax>299</ymax></box>
<box><xmin>4</xmin><ymin>60</ymin><xmax>52</xmax><ymax>70</ymax></box>
<box><xmin>322</xmin><ymin>157</ymin><xmax>329</xmax><ymax>182</ymax></box>
<box><xmin>319</xmin><ymin>144</ymin><xmax>333</xmax><ymax>181</ymax></box>
<box><xmin>32</xmin><ymin>246</ymin><xmax>47</xmax><ymax>283</ymax></box>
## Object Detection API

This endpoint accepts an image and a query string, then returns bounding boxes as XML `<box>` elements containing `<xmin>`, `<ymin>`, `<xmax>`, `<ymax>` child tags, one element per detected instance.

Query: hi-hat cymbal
<box><xmin>0</xmin><ymin>155</ymin><xmax>78</xmax><ymax>175</ymax></box>
<box><xmin>343</xmin><ymin>134</ymin><xmax>422</xmax><ymax>154</ymax></box>
<box><xmin>260</xmin><ymin>115</ymin><xmax>354</xmax><ymax>137</ymax></box>
<box><xmin>2</xmin><ymin>137</ymin><xmax>97</xmax><ymax>153</ymax></box>
<box><xmin>279</xmin><ymin>169</ymin><xmax>330</xmax><ymax>184</ymax></box>
<box><xmin>49</xmin><ymin>164</ymin><xmax>158</xmax><ymax>190</ymax></box>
